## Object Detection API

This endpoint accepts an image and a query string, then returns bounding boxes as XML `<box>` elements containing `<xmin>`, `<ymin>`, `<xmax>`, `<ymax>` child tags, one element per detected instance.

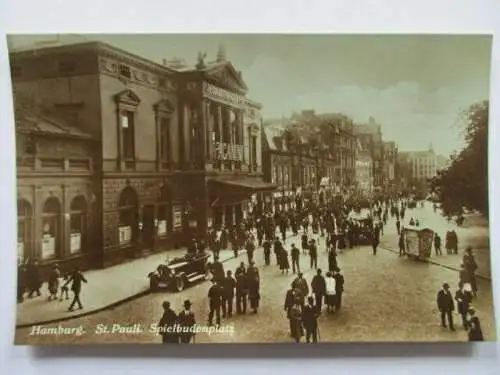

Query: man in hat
<box><xmin>302</xmin><ymin>296</ymin><xmax>320</xmax><ymax>343</ymax></box>
<box><xmin>211</xmin><ymin>255</ymin><xmax>225</xmax><ymax>284</ymax></box>
<box><xmin>309</xmin><ymin>239</ymin><xmax>318</xmax><ymax>269</ymax></box>
<box><xmin>159</xmin><ymin>301</ymin><xmax>179</xmax><ymax>343</ymax></box>
<box><xmin>290</xmin><ymin>243</ymin><xmax>300</xmax><ymax>274</ymax></box>
<box><xmin>207</xmin><ymin>279</ymin><xmax>223</xmax><ymax>326</ymax></box>
<box><xmin>462</xmin><ymin>247</ymin><xmax>478</xmax><ymax>297</ymax></box>
<box><xmin>436</xmin><ymin>282</ymin><xmax>455</xmax><ymax>331</ymax></box>
<box><xmin>311</xmin><ymin>269</ymin><xmax>326</xmax><ymax>311</ymax></box>
<box><xmin>292</xmin><ymin>272</ymin><xmax>309</xmax><ymax>306</ymax></box>
<box><xmin>333</xmin><ymin>268</ymin><xmax>345</xmax><ymax>310</ymax></box>
<box><xmin>178</xmin><ymin>299</ymin><xmax>196</xmax><ymax>343</ymax></box>
<box><xmin>284</xmin><ymin>282</ymin><xmax>300</xmax><ymax>336</ymax></box>
<box><xmin>221</xmin><ymin>270</ymin><xmax>236</xmax><ymax>318</ymax></box>
<box><xmin>467</xmin><ymin>307</ymin><xmax>484</xmax><ymax>341</ymax></box>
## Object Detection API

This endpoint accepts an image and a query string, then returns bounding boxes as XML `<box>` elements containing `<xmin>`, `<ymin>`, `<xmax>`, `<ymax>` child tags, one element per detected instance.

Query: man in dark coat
<box><xmin>66</xmin><ymin>267</ymin><xmax>87</xmax><ymax>311</ymax></box>
<box><xmin>302</xmin><ymin>296</ymin><xmax>320</xmax><ymax>343</ymax></box>
<box><xmin>284</xmin><ymin>283</ymin><xmax>300</xmax><ymax>336</ymax></box>
<box><xmin>292</xmin><ymin>272</ymin><xmax>309</xmax><ymax>306</ymax></box>
<box><xmin>333</xmin><ymin>268</ymin><xmax>345</xmax><ymax>310</ymax></box>
<box><xmin>309</xmin><ymin>239</ymin><xmax>318</xmax><ymax>269</ymax></box>
<box><xmin>290</xmin><ymin>244</ymin><xmax>300</xmax><ymax>274</ymax></box>
<box><xmin>245</xmin><ymin>238</ymin><xmax>255</xmax><ymax>264</ymax></box>
<box><xmin>434</xmin><ymin>234</ymin><xmax>442</xmax><ymax>256</ymax></box>
<box><xmin>311</xmin><ymin>268</ymin><xmax>326</xmax><ymax>311</ymax></box>
<box><xmin>274</xmin><ymin>237</ymin><xmax>283</xmax><ymax>266</ymax></box>
<box><xmin>301</xmin><ymin>233</ymin><xmax>309</xmax><ymax>255</ymax></box>
<box><xmin>396</xmin><ymin>218</ymin><xmax>401</xmax><ymax>234</ymax></box>
<box><xmin>247</xmin><ymin>262</ymin><xmax>260</xmax><ymax>314</ymax></box>
<box><xmin>436</xmin><ymin>282</ymin><xmax>455</xmax><ymax>331</ymax></box>
<box><xmin>210</xmin><ymin>256</ymin><xmax>225</xmax><ymax>283</ymax></box>
<box><xmin>159</xmin><ymin>301</ymin><xmax>179</xmax><ymax>344</ymax></box>
<box><xmin>26</xmin><ymin>260</ymin><xmax>41</xmax><ymax>298</ymax></box>
<box><xmin>263</xmin><ymin>239</ymin><xmax>271</xmax><ymax>266</ymax></box>
<box><xmin>178</xmin><ymin>299</ymin><xmax>196</xmax><ymax>343</ymax></box>
<box><xmin>455</xmin><ymin>282</ymin><xmax>473</xmax><ymax>329</ymax></box>
<box><xmin>235</xmin><ymin>270</ymin><xmax>248</xmax><ymax>314</ymax></box>
<box><xmin>221</xmin><ymin>270</ymin><xmax>236</xmax><ymax>318</ymax></box>
<box><xmin>207</xmin><ymin>279</ymin><xmax>223</xmax><ymax>326</ymax></box>
<box><xmin>328</xmin><ymin>248</ymin><xmax>338</xmax><ymax>272</ymax></box>
<box><xmin>467</xmin><ymin>308</ymin><xmax>484</xmax><ymax>341</ymax></box>
<box><xmin>398</xmin><ymin>232</ymin><xmax>405</xmax><ymax>256</ymax></box>
<box><xmin>463</xmin><ymin>247</ymin><xmax>478</xmax><ymax>297</ymax></box>
<box><xmin>371</xmin><ymin>229</ymin><xmax>379</xmax><ymax>256</ymax></box>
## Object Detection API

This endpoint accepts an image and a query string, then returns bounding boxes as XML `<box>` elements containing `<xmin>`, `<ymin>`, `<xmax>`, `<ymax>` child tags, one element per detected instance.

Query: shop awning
<box><xmin>209</xmin><ymin>177</ymin><xmax>278</xmax><ymax>206</ymax></box>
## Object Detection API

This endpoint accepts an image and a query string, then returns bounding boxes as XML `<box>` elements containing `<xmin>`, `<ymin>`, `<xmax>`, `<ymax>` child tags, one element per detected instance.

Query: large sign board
<box><xmin>202</xmin><ymin>82</ymin><xmax>246</xmax><ymax>107</ymax></box>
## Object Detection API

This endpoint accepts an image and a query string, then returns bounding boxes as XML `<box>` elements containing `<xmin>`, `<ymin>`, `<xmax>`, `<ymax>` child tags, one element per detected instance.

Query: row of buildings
<box><xmin>11</xmin><ymin>39</ymin><xmax>448</xmax><ymax>275</ymax></box>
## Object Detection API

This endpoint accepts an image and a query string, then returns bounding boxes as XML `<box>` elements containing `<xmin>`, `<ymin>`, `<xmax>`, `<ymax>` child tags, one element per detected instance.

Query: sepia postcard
<box><xmin>9</xmin><ymin>33</ymin><xmax>495</xmax><ymax>345</ymax></box>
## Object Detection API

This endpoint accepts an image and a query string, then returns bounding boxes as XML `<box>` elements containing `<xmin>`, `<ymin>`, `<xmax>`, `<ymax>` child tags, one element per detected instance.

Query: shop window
<box><xmin>69</xmin><ymin>195</ymin><xmax>87</xmax><ymax>255</ymax></box>
<box><xmin>118</xmin><ymin>187</ymin><xmax>138</xmax><ymax>245</ymax></box>
<box><xmin>41</xmin><ymin>197</ymin><xmax>61</xmax><ymax>260</ymax></box>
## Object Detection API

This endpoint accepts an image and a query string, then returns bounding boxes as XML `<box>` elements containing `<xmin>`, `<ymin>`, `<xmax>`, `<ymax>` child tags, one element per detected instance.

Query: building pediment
<box><xmin>153</xmin><ymin>99</ymin><xmax>175</xmax><ymax>114</ymax></box>
<box><xmin>205</xmin><ymin>62</ymin><xmax>248</xmax><ymax>94</ymax></box>
<box><xmin>114</xmin><ymin>89</ymin><xmax>141</xmax><ymax>106</ymax></box>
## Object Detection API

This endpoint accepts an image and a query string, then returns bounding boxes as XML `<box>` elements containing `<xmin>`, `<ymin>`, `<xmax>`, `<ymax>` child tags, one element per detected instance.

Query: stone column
<box><xmin>205</xmin><ymin>100</ymin><xmax>213</xmax><ymax>160</ymax></box>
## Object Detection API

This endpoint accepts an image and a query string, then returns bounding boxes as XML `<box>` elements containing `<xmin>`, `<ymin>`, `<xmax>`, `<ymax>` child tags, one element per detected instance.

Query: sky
<box><xmin>7</xmin><ymin>34</ymin><xmax>492</xmax><ymax>156</ymax></box>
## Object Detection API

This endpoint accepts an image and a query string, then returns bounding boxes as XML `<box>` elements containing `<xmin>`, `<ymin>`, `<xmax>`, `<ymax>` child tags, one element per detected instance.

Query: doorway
<box><xmin>142</xmin><ymin>205</ymin><xmax>155</xmax><ymax>251</ymax></box>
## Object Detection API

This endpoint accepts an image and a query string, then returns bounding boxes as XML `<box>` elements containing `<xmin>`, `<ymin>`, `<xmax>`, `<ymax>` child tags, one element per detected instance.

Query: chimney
<box><xmin>217</xmin><ymin>43</ymin><xmax>226</xmax><ymax>62</ymax></box>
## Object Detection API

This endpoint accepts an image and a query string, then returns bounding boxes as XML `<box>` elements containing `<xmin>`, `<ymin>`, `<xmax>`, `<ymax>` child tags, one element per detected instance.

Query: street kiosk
<box><xmin>403</xmin><ymin>225</ymin><xmax>434</xmax><ymax>259</ymax></box>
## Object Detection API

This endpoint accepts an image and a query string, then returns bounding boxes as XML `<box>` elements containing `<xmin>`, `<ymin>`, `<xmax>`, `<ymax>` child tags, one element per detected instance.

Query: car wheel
<box><xmin>174</xmin><ymin>276</ymin><xmax>185</xmax><ymax>292</ymax></box>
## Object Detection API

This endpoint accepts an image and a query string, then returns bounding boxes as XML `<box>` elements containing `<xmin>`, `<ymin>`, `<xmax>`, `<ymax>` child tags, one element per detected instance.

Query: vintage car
<box><xmin>147</xmin><ymin>251</ymin><xmax>211</xmax><ymax>292</ymax></box>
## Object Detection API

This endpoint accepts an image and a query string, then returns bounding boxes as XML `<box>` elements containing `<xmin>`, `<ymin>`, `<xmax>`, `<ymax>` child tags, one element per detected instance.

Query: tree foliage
<box><xmin>431</xmin><ymin>100</ymin><xmax>489</xmax><ymax>217</ymax></box>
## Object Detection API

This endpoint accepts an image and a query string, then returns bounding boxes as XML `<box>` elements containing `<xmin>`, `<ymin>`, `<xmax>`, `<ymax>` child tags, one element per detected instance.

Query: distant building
<box><xmin>354</xmin><ymin>117</ymin><xmax>385</xmax><ymax>189</ymax></box>
<box><xmin>398</xmin><ymin>145</ymin><xmax>440</xmax><ymax>195</ymax></box>
<box><xmin>355</xmin><ymin>140</ymin><xmax>374</xmax><ymax>194</ymax></box>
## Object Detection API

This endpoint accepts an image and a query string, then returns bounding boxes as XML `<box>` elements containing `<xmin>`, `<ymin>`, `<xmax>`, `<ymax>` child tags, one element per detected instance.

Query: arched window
<box><xmin>69</xmin><ymin>196</ymin><xmax>87</xmax><ymax>254</ymax></box>
<box><xmin>17</xmin><ymin>199</ymin><xmax>33</xmax><ymax>262</ymax></box>
<box><xmin>118</xmin><ymin>187</ymin><xmax>138</xmax><ymax>245</ymax></box>
<box><xmin>157</xmin><ymin>185</ymin><xmax>172</xmax><ymax>237</ymax></box>
<box><xmin>41</xmin><ymin>197</ymin><xmax>61</xmax><ymax>260</ymax></box>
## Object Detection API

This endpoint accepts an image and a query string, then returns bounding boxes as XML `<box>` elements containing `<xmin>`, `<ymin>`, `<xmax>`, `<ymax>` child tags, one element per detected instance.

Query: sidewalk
<box><xmin>16</xmin><ymin>246</ymin><xmax>240</xmax><ymax>328</ymax></box>
<box><xmin>380</xmin><ymin>204</ymin><xmax>491</xmax><ymax>280</ymax></box>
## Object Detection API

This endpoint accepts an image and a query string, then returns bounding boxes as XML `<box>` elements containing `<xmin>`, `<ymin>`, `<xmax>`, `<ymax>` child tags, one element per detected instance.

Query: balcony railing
<box><xmin>212</xmin><ymin>142</ymin><xmax>244</xmax><ymax>162</ymax></box>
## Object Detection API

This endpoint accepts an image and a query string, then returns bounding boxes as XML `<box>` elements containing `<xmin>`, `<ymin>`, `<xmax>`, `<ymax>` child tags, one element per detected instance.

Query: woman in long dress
<box><xmin>325</xmin><ymin>272</ymin><xmax>337</xmax><ymax>312</ymax></box>
<box><xmin>280</xmin><ymin>248</ymin><xmax>290</xmax><ymax>275</ymax></box>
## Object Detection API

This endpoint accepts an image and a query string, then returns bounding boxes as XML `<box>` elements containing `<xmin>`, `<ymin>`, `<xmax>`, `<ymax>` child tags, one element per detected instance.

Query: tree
<box><xmin>431</xmin><ymin>100</ymin><xmax>488</xmax><ymax>218</ymax></box>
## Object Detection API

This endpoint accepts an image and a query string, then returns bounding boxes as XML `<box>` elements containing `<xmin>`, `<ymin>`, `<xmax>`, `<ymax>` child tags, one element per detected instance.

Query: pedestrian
<box><xmin>207</xmin><ymin>279</ymin><xmax>223</xmax><ymax>326</ymax></box>
<box><xmin>178</xmin><ymin>299</ymin><xmax>196</xmax><ymax>343</ymax></box>
<box><xmin>263</xmin><ymin>239</ymin><xmax>271</xmax><ymax>266</ymax></box>
<box><xmin>47</xmin><ymin>264</ymin><xmax>60</xmax><ymax>301</ymax></box>
<box><xmin>466</xmin><ymin>307</ymin><xmax>484</xmax><ymax>341</ymax></box>
<box><xmin>309</xmin><ymin>239</ymin><xmax>318</xmax><ymax>269</ymax></box>
<box><xmin>398</xmin><ymin>232</ymin><xmax>405</xmax><ymax>256</ymax></box>
<box><xmin>371</xmin><ymin>229</ymin><xmax>379</xmax><ymax>256</ymax></box>
<box><xmin>409</xmin><ymin>217</ymin><xmax>415</xmax><ymax>226</ymax></box>
<box><xmin>279</xmin><ymin>248</ymin><xmax>290</xmax><ymax>275</ymax></box>
<box><xmin>327</xmin><ymin>246</ymin><xmax>338</xmax><ymax>272</ymax></box>
<box><xmin>59</xmin><ymin>274</ymin><xmax>70</xmax><ymax>301</ymax></box>
<box><xmin>274</xmin><ymin>237</ymin><xmax>283</xmax><ymax>266</ymax></box>
<box><xmin>284</xmin><ymin>283</ymin><xmax>300</xmax><ymax>335</ymax></box>
<box><xmin>455</xmin><ymin>282</ymin><xmax>473</xmax><ymax>329</ymax></box>
<box><xmin>17</xmin><ymin>261</ymin><xmax>27</xmax><ymax>303</ymax></box>
<box><xmin>291</xmin><ymin>243</ymin><xmax>300</xmax><ymax>274</ymax></box>
<box><xmin>301</xmin><ymin>232</ymin><xmax>309</xmax><ymax>255</ymax></box>
<box><xmin>292</xmin><ymin>272</ymin><xmax>309</xmax><ymax>306</ymax></box>
<box><xmin>333</xmin><ymin>268</ymin><xmax>345</xmax><ymax>310</ymax></box>
<box><xmin>434</xmin><ymin>233</ymin><xmax>442</xmax><ymax>256</ymax></box>
<box><xmin>26</xmin><ymin>260</ymin><xmax>41</xmax><ymax>298</ymax></box>
<box><xmin>66</xmin><ymin>267</ymin><xmax>87</xmax><ymax>311</ymax></box>
<box><xmin>221</xmin><ymin>270</ymin><xmax>236</xmax><ymax>318</ymax></box>
<box><xmin>451</xmin><ymin>230</ymin><xmax>459</xmax><ymax>254</ymax></box>
<box><xmin>463</xmin><ymin>247</ymin><xmax>478</xmax><ymax>297</ymax></box>
<box><xmin>289</xmin><ymin>301</ymin><xmax>304</xmax><ymax>343</ymax></box>
<box><xmin>158</xmin><ymin>301</ymin><xmax>179</xmax><ymax>344</ymax></box>
<box><xmin>396</xmin><ymin>218</ymin><xmax>401</xmax><ymax>235</ymax></box>
<box><xmin>311</xmin><ymin>268</ymin><xmax>326</xmax><ymax>311</ymax></box>
<box><xmin>245</xmin><ymin>238</ymin><xmax>255</xmax><ymax>264</ymax></box>
<box><xmin>210</xmin><ymin>255</ymin><xmax>225</xmax><ymax>284</ymax></box>
<box><xmin>302</xmin><ymin>296</ymin><xmax>320</xmax><ymax>343</ymax></box>
<box><xmin>247</xmin><ymin>262</ymin><xmax>260</xmax><ymax>314</ymax></box>
<box><xmin>235</xmin><ymin>270</ymin><xmax>248</xmax><ymax>314</ymax></box>
<box><xmin>436</xmin><ymin>282</ymin><xmax>455</xmax><ymax>331</ymax></box>
<box><xmin>325</xmin><ymin>272</ymin><xmax>337</xmax><ymax>312</ymax></box>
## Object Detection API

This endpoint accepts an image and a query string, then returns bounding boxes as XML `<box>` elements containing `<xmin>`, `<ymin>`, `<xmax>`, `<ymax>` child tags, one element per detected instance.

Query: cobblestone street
<box><xmin>15</xmin><ymin>214</ymin><xmax>495</xmax><ymax>344</ymax></box>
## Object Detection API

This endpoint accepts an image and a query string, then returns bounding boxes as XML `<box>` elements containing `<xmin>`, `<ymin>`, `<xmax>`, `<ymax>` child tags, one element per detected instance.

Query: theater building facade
<box><xmin>11</xmin><ymin>42</ymin><xmax>273</xmax><ymax>270</ymax></box>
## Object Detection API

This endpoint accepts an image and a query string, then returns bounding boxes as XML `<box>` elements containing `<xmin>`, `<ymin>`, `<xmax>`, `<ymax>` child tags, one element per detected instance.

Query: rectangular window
<box><xmin>251</xmin><ymin>136</ymin><xmax>258</xmax><ymax>167</ymax></box>
<box><xmin>159</xmin><ymin>117</ymin><xmax>171</xmax><ymax>163</ymax></box>
<box><xmin>121</xmin><ymin>111</ymin><xmax>135</xmax><ymax>159</ymax></box>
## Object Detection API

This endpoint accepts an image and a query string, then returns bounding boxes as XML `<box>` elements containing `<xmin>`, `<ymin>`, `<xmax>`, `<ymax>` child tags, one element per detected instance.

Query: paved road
<box><xmin>15</xmin><ymin>226</ymin><xmax>495</xmax><ymax>344</ymax></box>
